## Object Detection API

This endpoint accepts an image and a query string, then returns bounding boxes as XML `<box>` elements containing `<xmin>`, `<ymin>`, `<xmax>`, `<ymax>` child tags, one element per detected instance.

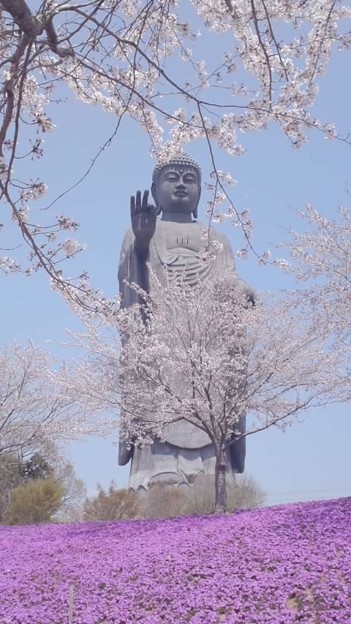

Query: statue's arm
<box><xmin>128</xmin><ymin>190</ymin><xmax>157</xmax><ymax>295</ymax></box>
<box><xmin>118</xmin><ymin>225</ymin><xmax>154</xmax><ymax>305</ymax></box>
<box><xmin>131</xmin><ymin>190</ymin><xmax>157</xmax><ymax>259</ymax></box>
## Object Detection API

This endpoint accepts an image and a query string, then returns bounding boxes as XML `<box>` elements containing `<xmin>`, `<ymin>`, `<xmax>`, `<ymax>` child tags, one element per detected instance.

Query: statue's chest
<box><xmin>153</xmin><ymin>222</ymin><xmax>213</xmax><ymax>281</ymax></box>
<box><xmin>163</xmin><ymin>225</ymin><xmax>203</xmax><ymax>253</ymax></box>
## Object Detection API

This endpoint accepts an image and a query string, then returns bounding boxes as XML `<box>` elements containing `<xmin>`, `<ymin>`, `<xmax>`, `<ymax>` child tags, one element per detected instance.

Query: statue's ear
<box><xmin>151</xmin><ymin>182</ymin><xmax>162</xmax><ymax>215</ymax></box>
<box><xmin>193</xmin><ymin>186</ymin><xmax>201</xmax><ymax>219</ymax></box>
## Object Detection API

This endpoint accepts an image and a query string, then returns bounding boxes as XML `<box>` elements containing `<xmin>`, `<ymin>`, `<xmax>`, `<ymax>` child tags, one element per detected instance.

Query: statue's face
<box><xmin>154</xmin><ymin>166</ymin><xmax>200</xmax><ymax>215</ymax></box>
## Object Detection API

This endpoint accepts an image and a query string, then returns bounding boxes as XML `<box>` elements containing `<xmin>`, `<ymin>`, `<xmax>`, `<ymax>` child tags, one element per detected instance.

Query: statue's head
<box><xmin>151</xmin><ymin>154</ymin><xmax>201</xmax><ymax>219</ymax></box>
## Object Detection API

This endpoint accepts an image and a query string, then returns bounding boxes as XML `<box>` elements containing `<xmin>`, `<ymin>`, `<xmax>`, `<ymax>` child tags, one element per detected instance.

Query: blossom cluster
<box><xmin>1</xmin><ymin>497</ymin><xmax>350</xmax><ymax>623</ymax></box>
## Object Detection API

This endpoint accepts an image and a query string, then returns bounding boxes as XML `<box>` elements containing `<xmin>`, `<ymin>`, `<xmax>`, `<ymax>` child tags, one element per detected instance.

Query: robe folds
<box><xmin>118</xmin><ymin>218</ymin><xmax>249</xmax><ymax>490</ymax></box>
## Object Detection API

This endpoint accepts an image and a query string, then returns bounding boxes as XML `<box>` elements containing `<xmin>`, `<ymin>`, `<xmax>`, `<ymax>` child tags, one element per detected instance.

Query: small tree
<box><xmin>5</xmin><ymin>478</ymin><xmax>65</xmax><ymax>525</ymax></box>
<box><xmin>63</xmin><ymin>268</ymin><xmax>346</xmax><ymax>513</ymax></box>
<box><xmin>0</xmin><ymin>447</ymin><xmax>85</xmax><ymax>523</ymax></box>
<box><xmin>83</xmin><ymin>483</ymin><xmax>139</xmax><ymax>522</ymax></box>
<box><xmin>120</xmin><ymin>274</ymin><xmax>347</xmax><ymax>511</ymax></box>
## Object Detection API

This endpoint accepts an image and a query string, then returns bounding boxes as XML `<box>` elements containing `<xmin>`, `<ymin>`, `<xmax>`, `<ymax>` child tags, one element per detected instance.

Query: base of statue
<box><xmin>126</xmin><ymin>439</ymin><xmax>236</xmax><ymax>491</ymax></box>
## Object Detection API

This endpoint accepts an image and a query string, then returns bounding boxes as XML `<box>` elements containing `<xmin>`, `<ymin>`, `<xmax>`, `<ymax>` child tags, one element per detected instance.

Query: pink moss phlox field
<box><xmin>1</xmin><ymin>498</ymin><xmax>351</xmax><ymax>623</ymax></box>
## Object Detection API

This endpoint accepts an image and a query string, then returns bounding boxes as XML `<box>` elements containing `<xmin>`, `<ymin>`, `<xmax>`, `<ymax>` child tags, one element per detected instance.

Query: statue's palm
<box><xmin>131</xmin><ymin>190</ymin><xmax>157</xmax><ymax>247</ymax></box>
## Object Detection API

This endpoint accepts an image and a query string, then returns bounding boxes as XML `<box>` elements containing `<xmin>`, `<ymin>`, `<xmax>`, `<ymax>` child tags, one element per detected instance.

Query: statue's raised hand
<box><xmin>131</xmin><ymin>190</ymin><xmax>157</xmax><ymax>255</ymax></box>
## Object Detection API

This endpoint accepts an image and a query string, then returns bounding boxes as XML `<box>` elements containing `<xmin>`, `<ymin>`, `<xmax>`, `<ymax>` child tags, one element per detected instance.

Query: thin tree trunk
<box><xmin>214</xmin><ymin>446</ymin><xmax>227</xmax><ymax>513</ymax></box>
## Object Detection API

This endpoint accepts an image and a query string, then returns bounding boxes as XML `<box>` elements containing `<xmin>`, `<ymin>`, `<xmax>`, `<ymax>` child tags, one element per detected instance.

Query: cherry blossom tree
<box><xmin>0</xmin><ymin>341</ymin><xmax>107</xmax><ymax>460</ymax></box>
<box><xmin>289</xmin><ymin>204</ymin><xmax>351</xmax><ymax>333</ymax></box>
<box><xmin>1</xmin><ymin>0</ymin><xmax>351</xmax><ymax>299</ymax></box>
<box><xmin>62</xmin><ymin>269</ymin><xmax>347</xmax><ymax>512</ymax></box>
<box><xmin>286</xmin><ymin>203</ymin><xmax>351</xmax><ymax>393</ymax></box>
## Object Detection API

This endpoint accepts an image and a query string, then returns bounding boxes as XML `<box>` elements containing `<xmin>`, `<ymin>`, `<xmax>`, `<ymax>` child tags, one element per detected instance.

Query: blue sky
<box><xmin>1</xmin><ymin>40</ymin><xmax>350</xmax><ymax>506</ymax></box>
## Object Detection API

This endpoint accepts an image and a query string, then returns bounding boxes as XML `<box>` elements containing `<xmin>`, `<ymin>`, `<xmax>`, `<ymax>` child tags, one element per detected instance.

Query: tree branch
<box><xmin>0</xmin><ymin>0</ymin><xmax>43</xmax><ymax>37</ymax></box>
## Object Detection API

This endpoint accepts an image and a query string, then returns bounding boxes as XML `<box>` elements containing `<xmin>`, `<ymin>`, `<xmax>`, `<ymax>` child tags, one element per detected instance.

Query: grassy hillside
<box><xmin>1</xmin><ymin>498</ymin><xmax>350</xmax><ymax>623</ymax></box>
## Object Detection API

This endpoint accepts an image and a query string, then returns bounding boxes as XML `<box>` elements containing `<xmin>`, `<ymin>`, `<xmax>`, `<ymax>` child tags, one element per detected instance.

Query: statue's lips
<box><xmin>174</xmin><ymin>191</ymin><xmax>187</xmax><ymax>197</ymax></box>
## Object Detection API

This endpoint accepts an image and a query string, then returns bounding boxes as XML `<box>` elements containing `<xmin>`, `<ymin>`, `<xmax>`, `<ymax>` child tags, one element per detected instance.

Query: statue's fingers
<box><xmin>135</xmin><ymin>190</ymin><xmax>142</xmax><ymax>212</ymax></box>
<box><xmin>130</xmin><ymin>195</ymin><xmax>136</xmax><ymax>216</ymax></box>
<box><xmin>142</xmin><ymin>190</ymin><xmax>149</xmax><ymax>210</ymax></box>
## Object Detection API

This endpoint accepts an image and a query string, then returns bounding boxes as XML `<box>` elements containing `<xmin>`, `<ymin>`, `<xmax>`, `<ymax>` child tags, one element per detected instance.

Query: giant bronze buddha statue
<box><xmin>118</xmin><ymin>155</ymin><xmax>253</xmax><ymax>489</ymax></box>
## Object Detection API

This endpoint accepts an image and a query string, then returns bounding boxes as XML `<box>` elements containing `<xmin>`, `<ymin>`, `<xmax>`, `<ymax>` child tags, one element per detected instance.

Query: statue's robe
<box><xmin>118</xmin><ymin>218</ymin><xmax>250</xmax><ymax>490</ymax></box>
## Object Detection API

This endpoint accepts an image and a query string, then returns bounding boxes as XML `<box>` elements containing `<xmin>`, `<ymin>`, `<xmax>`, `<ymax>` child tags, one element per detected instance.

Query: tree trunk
<box><xmin>214</xmin><ymin>447</ymin><xmax>227</xmax><ymax>513</ymax></box>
